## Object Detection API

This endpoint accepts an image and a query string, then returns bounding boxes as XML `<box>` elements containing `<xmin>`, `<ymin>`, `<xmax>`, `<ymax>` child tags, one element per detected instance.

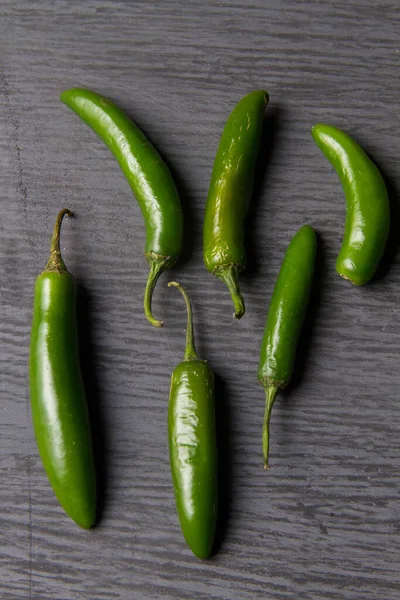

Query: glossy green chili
<box><xmin>203</xmin><ymin>90</ymin><xmax>269</xmax><ymax>319</ymax></box>
<box><xmin>29</xmin><ymin>209</ymin><xmax>96</xmax><ymax>528</ymax></box>
<box><xmin>60</xmin><ymin>88</ymin><xmax>183</xmax><ymax>327</ymax></box>
<box><xmin>312</xmin><ymin>124</ymin><xmax>389</xmax><ymax>285</ymax></box>
<box><xmin>168</xmin><ymin>282</ymin><xmax>217</xmax><ymax>559</ymax></box>
<box><xmin>258</xmin><ymin>225</ymin><xmax>317</xmax><ymax>469</ymax></box>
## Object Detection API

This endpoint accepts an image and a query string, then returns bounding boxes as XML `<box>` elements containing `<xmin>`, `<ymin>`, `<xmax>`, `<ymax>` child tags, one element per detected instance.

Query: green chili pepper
<box><xmin>203</xmin><ymin>90</ymin><xmax>269</xmax><ymax>319</ymax></box>
<box><xmin>60</xmin><ymin>88</ymin><xmax>183</xmax><ymax>327</ymax></box>
<box><xmin>168</xmin><ymin>282</ymin><xmax>217</xmax><ymax>559</ymax></box>
<box><xmin>312</xmin><ymin>124</ymin><xmax>389</xmax><ymax>286</ymax></box>
<box><xmin>29</xmin><ymin>209</ymin><xmax>96</xmax><ymax>528</ymax></box>
<box><xmin>258</xmin><ymin>225</ymin><xmax>317</xmax><ymax>469</ymax></box>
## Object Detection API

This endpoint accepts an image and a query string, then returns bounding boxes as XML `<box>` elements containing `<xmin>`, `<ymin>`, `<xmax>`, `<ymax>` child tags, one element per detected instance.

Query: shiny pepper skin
<box><xmin>29</xmin><ymin>209</ymin><xmax>96</xmax><ymax>528</ymax></box>
<box><xmin>312</xmin><ymin>124</ymin><xmax>389</xmax><ymax>285</ymax></box>
<box><xmin>203</xmin><ymin>90</ymin><xmax>269</xmax><ymax>319</ymax></box>
<box><xmin>168</xmin><ymin>282</ymin><xmax>217</xmax><ymax>559</ymax></box>
<box><xmin>61</xmin><ymin>88</ymin><xmax>183</xmax><ymax>327</ymax></box>
<box><xmin>258</xmin><ymin>225</ymin><xmax>317</xmax><ymax>469</ymax></box>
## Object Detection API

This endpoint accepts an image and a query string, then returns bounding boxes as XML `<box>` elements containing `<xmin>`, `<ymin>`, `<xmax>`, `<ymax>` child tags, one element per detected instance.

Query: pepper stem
<box><xmin>263</xmin><ymin>385</ymin><xmax>278</xmax><ymax>470</ymax></box>
<box><xmin>168</xmin><ymin>281</ymin><xmax>199</xmax><ymax>361</ymax></box>
<box><xmin>45</xmin><ymin>208</ymin><xmax>73</xmax><ymax>273</ymax></box>
<box><xmin>144</xmin><ymin>258</ymin><xmax>167</xmax><ymax>327</ymax></box>
<box><xmin>214</xmin><ymin>265</ymin><xmax>245</xmax><ymax>319</ymax></box>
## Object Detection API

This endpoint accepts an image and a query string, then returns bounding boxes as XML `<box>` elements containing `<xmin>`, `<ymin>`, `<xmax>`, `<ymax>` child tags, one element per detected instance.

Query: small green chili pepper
<box><xmin>258</xmin><ymin>225</ymin><xmax>317</xmax><ymax>469</ymax></box>
<box><xmin>168</xmin><ymin>282</ymin><xmax>217</xmax><ymax>559</ymax></box>
<box><xmin>203</xmin><ymin>90</ymin><xmax>269</xmax><ymax>319</ymax></box>
<box><xmin>60</xmin><ymin>88</ymin><xmax>183</xmax><ymax>327</ymax></box>
<box><xmin>312</xmin><ymin>124</ymin><xmax>389</xmax><ymax>285</ymax></box>
<box><xmin>29</xmin><ymin>209</ymin><xmax>96</xmax><ymax>528</ymax></box>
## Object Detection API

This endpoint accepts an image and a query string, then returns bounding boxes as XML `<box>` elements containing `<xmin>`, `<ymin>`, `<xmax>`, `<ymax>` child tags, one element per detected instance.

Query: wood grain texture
<box><xmin>0</xmin><ymin>0</ymin><xmax>399</xmax><ymax>598</ymax></box>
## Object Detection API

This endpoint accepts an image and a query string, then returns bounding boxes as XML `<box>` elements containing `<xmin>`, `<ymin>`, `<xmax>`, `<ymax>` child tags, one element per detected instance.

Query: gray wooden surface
<box><xmin>1</xmin><ymin>1</ymin><xmax>399</xmax><ymax>598</ymax></box>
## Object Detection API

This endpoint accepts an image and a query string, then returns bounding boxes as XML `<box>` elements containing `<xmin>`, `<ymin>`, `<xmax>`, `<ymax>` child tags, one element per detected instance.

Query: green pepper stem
<box><xmin>168</xmin><ymin>281</ymin><xmax>199</xmax><ymax>361</ymax></box>
<box><xmin>263</xmin><ymin>385</ymin><xmax>278</xmax><ymax>470</ymax></box>
<box><xmin>214</xmin><ymin>265</ymin><xmax>245</xmax><ymax>319</ymax></box>
<box><xmin>144</xmin><ymin>259</ymin><xmax>167</xmax><ymax>327</ymax></box>
<box><xmin>45</xmin><ymin>208</ymin><xmax>73</xmax><ymax>273</ymax></box>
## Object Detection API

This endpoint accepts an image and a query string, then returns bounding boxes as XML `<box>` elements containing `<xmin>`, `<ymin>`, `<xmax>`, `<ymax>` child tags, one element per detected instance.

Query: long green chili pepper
<box><xmin>168</xmin><ymin>282</ymin><xmax>217</xmax><ymax>559</ymax></box>
<box><xmin>258</xmin><ymin>225</ymin><xmax>317</xmax><ymax>469</ymax></box>
<box><xmin>60</xmin><ymin>88</ymin><xmax>183</xmax><ymax>327</ymax></box>
<box><xmin>203</xmin><ymin>90</ymin><xmax>269</xmax><ymax>319</ymax></box>
<box><xmin>312</xmin><ymin>124</ymin><xmax>389</xmax><ymax>285</ymax></box>
<box><xmin>29</xmin><ymin>209</ymin><xmax>96</xmax><ymax>528</ymax></box>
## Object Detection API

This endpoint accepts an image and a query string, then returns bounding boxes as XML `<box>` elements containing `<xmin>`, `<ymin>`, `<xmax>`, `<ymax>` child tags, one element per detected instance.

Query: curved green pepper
<box><xmin>60</xmin><ymin>88</ymin><xmax>183</xmax><ymax>327</ymax></box>
<box><xmin>168</xmin><ymin>282</ymin><xmax>217</xmax><ymax>559</ymax></box>
<box><xmin>29</xmin><ymin>209</ymin><xmax>96</xmax><ymax>528</ymax></box>
<box><xmin>203</xmin><ymin>90</ymin><xmax>269</xmax><ymax>319</ymax></box>
<box><xmin>258</xmin><ymin>225</ymin><xmax>317</xmax><ymax>469</ymax></box>
<box><xmin>312</xmin><ymin>124</ymin><xmax>389</xmax><ymax>285</ymax></box>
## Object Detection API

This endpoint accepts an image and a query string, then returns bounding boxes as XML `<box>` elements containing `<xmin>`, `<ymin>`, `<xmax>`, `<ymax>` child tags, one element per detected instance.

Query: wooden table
<box><xmin>1</xmin><ymin>1</ymin><xmax>399</xmax><ymax>598</ymax></box>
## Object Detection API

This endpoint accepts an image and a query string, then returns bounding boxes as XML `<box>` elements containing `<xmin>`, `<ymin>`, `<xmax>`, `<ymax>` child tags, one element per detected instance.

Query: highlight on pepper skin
<box><xmin>258</xmin><ymin>225</ymin><xmax>317</xmax><ymax>469</ymax></box>
<box><xmin>29</xmin><ymin>209</ymin><xmax>97</xmax><ymax>529</ymax></box>
<box><xmin>312</xmin><ymin>123</ymin><xmax>389</xmax><ymax>285</ymax></box>
<box><xmin>203</xmin><ymin>90</ymin><xmax>269</xmax><ymax>318</ymax></box>
<box><xmin>167</xmin><ymin>282</ymin><xmax>218</xmax><ymax>558</ymax></box>
<box><xmin>60</xmin><ymin>87</ymin><xmax>183</xmax><ymax>326</ymax></box>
